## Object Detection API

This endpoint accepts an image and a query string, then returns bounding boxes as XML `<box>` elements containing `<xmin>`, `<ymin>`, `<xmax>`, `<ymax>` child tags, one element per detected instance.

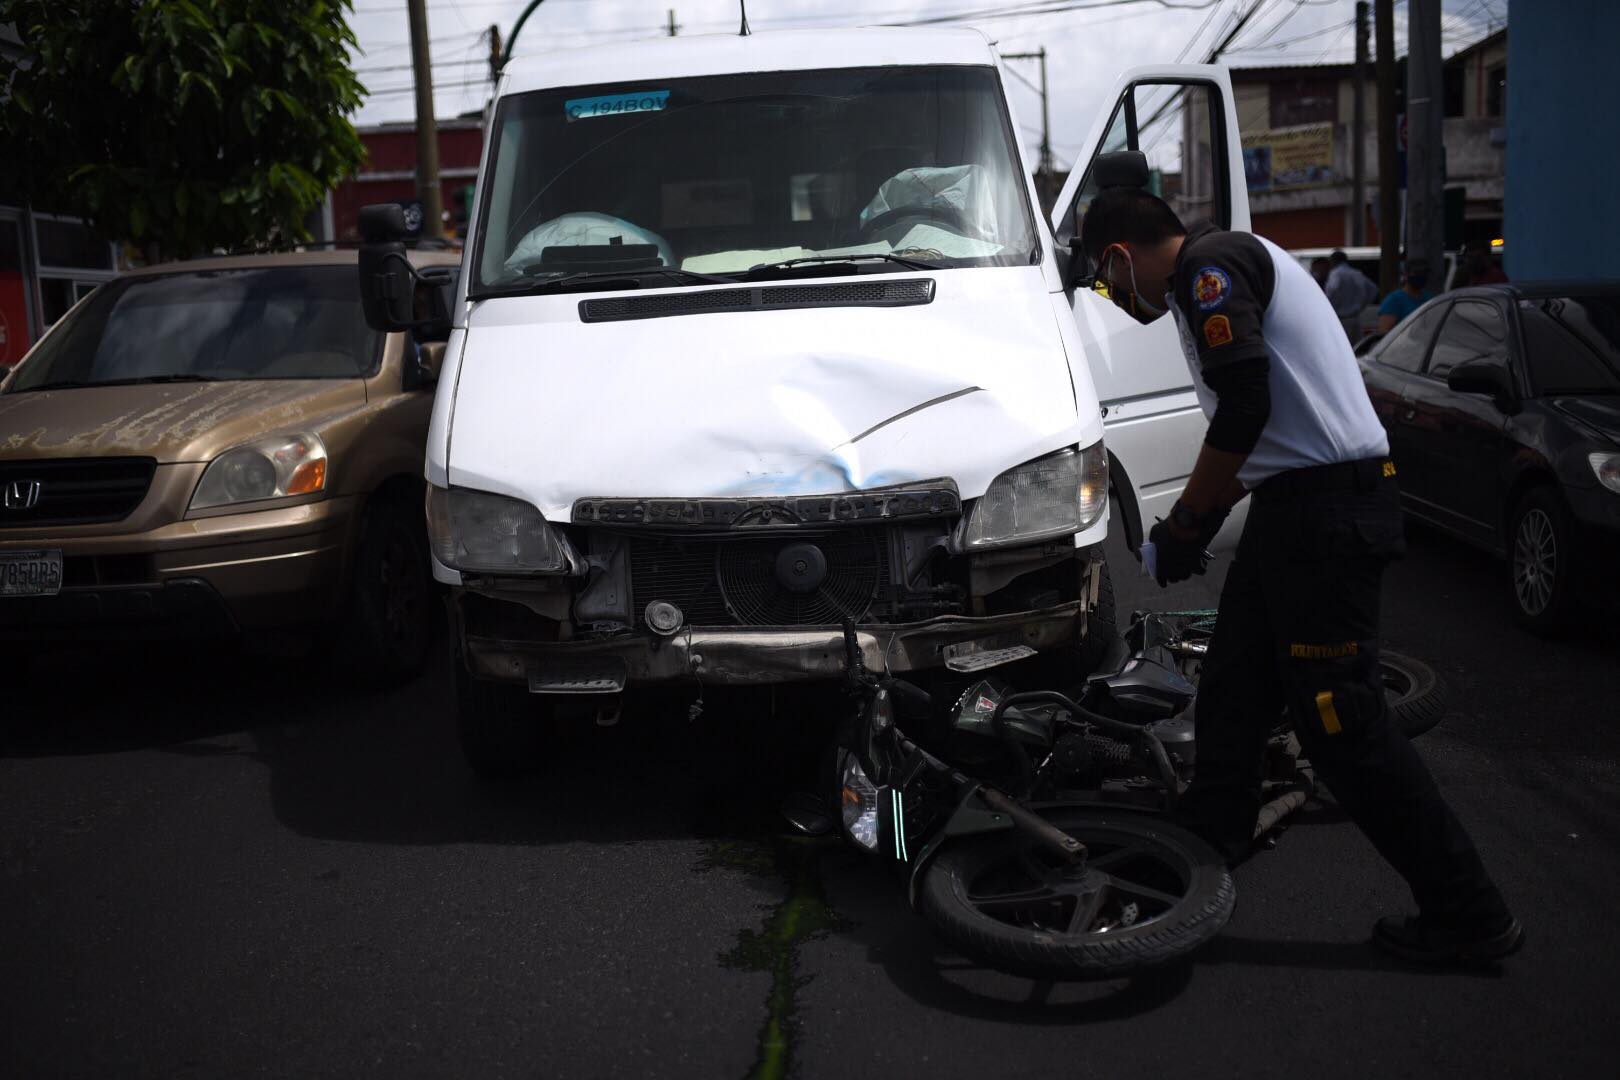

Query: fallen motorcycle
<box><xmin>806</xmin><ymin>609</ymin><xmax>1447</xmax><ymax>980</ymax></box>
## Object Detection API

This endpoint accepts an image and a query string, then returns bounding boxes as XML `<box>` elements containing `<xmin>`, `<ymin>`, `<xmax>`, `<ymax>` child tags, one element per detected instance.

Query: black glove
<box><xmin>1195</xmin><ymin>504</ymin><xmax>1231</xmax><ymax>550</ymax></box>
<box><xmin>1148</xmin><ymin>519</ymin><xmax>1207</xmax><ymax>587</ymax></box>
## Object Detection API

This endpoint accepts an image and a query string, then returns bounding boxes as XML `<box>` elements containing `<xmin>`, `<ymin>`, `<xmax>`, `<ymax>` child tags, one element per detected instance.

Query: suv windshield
<box><xmin>473</xmin><ymin>65</ymin><xmax>1038</xmax><ymax>294</ymax></box>
<box><xmin>8</xmin><ymin>266</ymin><xmax>379</xmax><ymax>392</ymax></box>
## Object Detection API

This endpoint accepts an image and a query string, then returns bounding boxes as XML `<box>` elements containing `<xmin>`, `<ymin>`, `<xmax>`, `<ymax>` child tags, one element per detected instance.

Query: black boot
<box><xmin>1371</xmin><ymin>912</ymin><xmax>1524</xmax><ymax>965</ymax></box>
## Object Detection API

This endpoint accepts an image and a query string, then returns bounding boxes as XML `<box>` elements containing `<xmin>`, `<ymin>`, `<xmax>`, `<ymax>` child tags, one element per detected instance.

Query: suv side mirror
<box><xmin>403</xmin><ymin>340</ymin><xmax>446</xmax><ymax>392</ymax></box>
<box><xmin>1446</xmin><ymin>358</ymin><xmax>1517</xmax><ymax>409</ymax></box>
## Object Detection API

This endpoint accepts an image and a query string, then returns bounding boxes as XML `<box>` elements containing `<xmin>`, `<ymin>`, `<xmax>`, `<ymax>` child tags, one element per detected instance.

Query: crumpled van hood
<box><xmin>0</xmin><ymin>379</ymin><xmax>366</xmax><ymax>463</ymax></box>
<box><xmin>446</xmin><ymin>267</ymin><xmax>1096</xmax><ymax>520</ymax></box>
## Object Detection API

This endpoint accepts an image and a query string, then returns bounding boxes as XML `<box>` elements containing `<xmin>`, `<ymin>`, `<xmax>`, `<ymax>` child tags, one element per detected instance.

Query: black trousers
<box><xmin>1182</xmin><ymin>463</ymin><xmax>1507</xmax><ymax>922</ymax></box>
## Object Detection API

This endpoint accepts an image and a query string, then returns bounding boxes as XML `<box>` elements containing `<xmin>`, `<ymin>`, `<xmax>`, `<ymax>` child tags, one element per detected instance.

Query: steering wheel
<box><xmin>856</xmin><ymin>203</ymin><xmax>983</xmax><ymax>243</ymax></box>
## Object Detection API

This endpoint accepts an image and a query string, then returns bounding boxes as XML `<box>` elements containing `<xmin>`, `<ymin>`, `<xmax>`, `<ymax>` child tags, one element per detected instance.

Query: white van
<box><xmin>357</xmin><ymin>29</ymin><xmax>1254</xmax><ymax>769</ymax></box>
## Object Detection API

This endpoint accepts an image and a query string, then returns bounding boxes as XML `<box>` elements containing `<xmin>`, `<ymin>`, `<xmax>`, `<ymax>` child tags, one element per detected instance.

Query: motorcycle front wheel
<box><xmin>919</xmin><ymin>808</ymin><xmax>1234</xmax><ymax>979</ymax></box>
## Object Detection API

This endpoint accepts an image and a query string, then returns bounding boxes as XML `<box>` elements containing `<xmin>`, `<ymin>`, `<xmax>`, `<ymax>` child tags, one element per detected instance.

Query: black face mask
<box><xmin>1093</xmin><ymin>245</ymin><xmax>1165</xmax><ymax>325</ymax></box>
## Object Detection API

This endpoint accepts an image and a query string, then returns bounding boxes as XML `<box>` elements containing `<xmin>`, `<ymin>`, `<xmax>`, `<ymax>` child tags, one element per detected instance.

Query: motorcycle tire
<box><xmin>1380</xmin><ymin>652</ymin><xmax>1447</xmax><ymax>739</ymax></box>
<box><xmin>919</xmin><ymin>808</ymin><xmax>1234</xmax><ymax>980</ymax></box>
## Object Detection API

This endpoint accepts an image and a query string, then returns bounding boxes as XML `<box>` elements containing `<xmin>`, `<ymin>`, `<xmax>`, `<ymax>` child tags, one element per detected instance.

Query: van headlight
<box><xmin>425</xmin><ymin>486</ymin><xmax>580</xmax><ymax>574</ymax></box>
<box><xmin>189</xmin><ymin>432</ymin><xmax>327</xmax><ymax>510</ymax></box>
<box><xmin>961</xmin><ymin>442</ymin><xmax>1108</xmax><ymax>549</ymax></box>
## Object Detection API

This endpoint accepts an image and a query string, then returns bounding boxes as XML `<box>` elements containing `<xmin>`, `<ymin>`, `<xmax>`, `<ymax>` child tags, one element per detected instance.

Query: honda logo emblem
<box><xmin>3</xmin><ymin>479</ymin><xmax>42</xmax><ymax>510</ymax></box>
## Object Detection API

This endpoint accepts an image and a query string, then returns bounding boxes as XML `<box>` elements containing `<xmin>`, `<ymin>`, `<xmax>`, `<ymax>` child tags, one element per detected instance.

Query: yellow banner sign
<box><xmin>1242</xmin><ymin>124</ymin><xmax>1336</xmax><ymax>190</ymax></box>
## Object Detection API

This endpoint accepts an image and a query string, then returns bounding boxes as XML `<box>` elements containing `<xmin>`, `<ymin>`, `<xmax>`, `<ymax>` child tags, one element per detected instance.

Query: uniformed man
<box><xmin>1079</xmin><ymin>183</ymin><xmax>1522</xmax><ymax>966</ymax></box>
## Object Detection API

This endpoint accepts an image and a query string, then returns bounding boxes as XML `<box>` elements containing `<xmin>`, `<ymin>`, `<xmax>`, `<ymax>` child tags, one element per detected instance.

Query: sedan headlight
<box><xmin>961</xmin><ymin>442</ymin><xmax>1108</xmax><ymax>549</ymax></box>
<box><xmin>425</xmin><ymin>486</ymin><xmax>577</xmax><ymax>574</ymax></box>
<box><xmin>1590</xmin><ymin>452</ymin><xmax>1620</xmax><ymax>495</ymax></box>
<box><xmin>189</xmin><ymin>432</ymin><xmax>327</xmax><ymax>511</ymax></box>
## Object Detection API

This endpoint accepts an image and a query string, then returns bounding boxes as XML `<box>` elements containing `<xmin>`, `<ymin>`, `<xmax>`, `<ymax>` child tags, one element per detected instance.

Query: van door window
<box><xmin>1062</xmin><ymin>80</ymin><xmax>1229</xmax><ymax>268</ymax></box>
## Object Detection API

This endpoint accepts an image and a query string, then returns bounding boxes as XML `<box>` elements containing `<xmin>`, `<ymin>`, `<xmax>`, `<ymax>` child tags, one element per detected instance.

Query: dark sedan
<box><xmin>1360</xmin><ymin>283</ymin><xmax>1620</xmax><ymax>634</ymax></box>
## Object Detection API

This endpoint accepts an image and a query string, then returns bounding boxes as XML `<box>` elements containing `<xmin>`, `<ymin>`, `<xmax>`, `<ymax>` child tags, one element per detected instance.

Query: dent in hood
<box><xmin>446</xmin><ymin>268</ymin><xmax>1098</xmax><ymax>520</ymax></box>
<box><xmin>0</xmin><ymin>379</ymin><xmax>367</xmax><ymax>463</ymax></box>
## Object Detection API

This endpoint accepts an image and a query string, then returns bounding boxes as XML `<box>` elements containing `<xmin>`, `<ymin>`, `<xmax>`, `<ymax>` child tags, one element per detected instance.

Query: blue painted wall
<box><xmin>1504</xmin><ymin>0</ymin><xmax>1620</xmax><ymax>282</ymax></box>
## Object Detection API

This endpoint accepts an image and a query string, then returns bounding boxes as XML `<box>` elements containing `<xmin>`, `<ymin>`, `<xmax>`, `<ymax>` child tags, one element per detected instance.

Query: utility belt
<box><xmin>1251</xmin><ymin>456</ymin><xmax>1396</xmax><ymax>506</ymax></box>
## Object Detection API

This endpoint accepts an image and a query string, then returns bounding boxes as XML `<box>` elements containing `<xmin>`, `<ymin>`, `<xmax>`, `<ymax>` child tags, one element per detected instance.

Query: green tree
<box><xmin>0</xmin><ymin>0</ymin><xmax>368</xmax><ymax>259</ymax></box>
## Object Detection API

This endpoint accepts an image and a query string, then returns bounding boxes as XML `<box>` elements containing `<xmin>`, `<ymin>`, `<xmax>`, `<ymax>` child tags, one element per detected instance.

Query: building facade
<box><xmin>326</xmin><ymin>119</ymin><xmax>487</xmax><ymax>244</ymax></box>
<box><xmin>1227</xmin><ymin>29</ymin><xmax>1506</xmax><ymax>253</ymax></box>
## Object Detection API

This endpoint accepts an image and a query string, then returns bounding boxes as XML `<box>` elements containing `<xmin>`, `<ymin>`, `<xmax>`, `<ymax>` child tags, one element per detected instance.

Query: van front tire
<box><xmin>456</xmin><ymin>664</ymin><xmax>552</xmax><ymax>777</ymax></box>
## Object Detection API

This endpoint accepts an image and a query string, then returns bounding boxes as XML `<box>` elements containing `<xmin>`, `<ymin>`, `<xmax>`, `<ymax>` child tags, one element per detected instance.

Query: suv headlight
<box><xmin>1590</xmin><ymin>452</ymin><xmax>1620</xmax><ymax>495</ymax></box>
<box><xmin>961</xmin><ymin>442</ymin><xmax>1108</xmax><ymax>549</ymax></box>
<box><xmin>189</xmin><ymin>432</ymin><xmax>327</xmax><ymax>511</ymax></box>
<box><xmin>425</xmin><ymin>486</ymin><xmax>578</xmax><ymax>574</ymax></box>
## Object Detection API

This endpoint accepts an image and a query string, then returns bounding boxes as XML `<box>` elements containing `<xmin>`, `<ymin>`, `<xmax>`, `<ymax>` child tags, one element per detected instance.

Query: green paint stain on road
<box><xmin>703</xmin><ymin>837</ymin><xmax>844</xmax><ymax>1080</ymax></box>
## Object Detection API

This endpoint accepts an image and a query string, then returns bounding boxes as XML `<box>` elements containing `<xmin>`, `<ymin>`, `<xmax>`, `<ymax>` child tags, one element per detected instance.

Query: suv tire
<box><xmin>335</xmin><ymin>497</ymin><xmax>436</xmax><ymax>684</ymax></box>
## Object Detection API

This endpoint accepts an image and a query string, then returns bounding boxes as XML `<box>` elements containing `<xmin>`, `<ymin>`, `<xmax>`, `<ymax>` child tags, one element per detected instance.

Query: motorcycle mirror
<box><xmin>779</xmin><ymin>792</ymin><xmax>837</xmax><ymax>837</ymax></box>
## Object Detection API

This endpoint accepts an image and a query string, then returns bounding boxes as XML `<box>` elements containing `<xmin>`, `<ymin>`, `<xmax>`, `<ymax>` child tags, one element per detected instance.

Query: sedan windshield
<box><xmin>1519</xmin><ymin>296</ymin><xmax>1620</xmax><ymax>395</ymax></box>
<box><xmin>8</xmin><ymin>266</ymin><xmax>379</xmax><ymax>392</ymax></box>
<box><xmin>473</xmin><ymin>65</ymin><xmax>1038</xmax><ymax>294</ymax></box>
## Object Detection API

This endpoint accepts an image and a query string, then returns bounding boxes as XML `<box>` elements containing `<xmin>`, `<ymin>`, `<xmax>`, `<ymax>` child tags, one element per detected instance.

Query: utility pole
<box><xmin>1351</xmin><ymin>1</ymin><xmax>1369</xmax><ymax>246</ymax></box>
<box><xmin>1375</xmin><ymin>0</ymin><xmax>1399</xmax><ymax>293</ymax></box>
<box><xmin>1406</xmin><ymin>0</ymin><xmax>1444</xmax><ymax>290</ymax></box>
<box><xmin>666</xmin><ymin>9</ymin><xmax>680</xmax><ymax>36</ymax></box>
<box><xmin>406</xmin><ymin>0</ymin><xmax>443</xmax><ymax>240</ymax></box>
<box><xmin>488</xmin><ymin>24</ymin><xmax>503</xmax><ymax>83</ymax></box>
<box><xmin>1000</xmin><ymin>50</ymin><xmax>1053</xmax><ymax>210</ymax></box>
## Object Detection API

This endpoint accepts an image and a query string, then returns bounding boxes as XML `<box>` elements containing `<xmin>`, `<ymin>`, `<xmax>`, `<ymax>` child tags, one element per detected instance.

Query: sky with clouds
<box><xmin>344</xmin><ymin>0</ymin><xmax>1506</xmax><ymax>170</ymax></box>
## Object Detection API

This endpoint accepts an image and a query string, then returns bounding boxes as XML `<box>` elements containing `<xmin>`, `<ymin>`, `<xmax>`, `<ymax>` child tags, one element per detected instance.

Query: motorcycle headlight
<box><xmin>425</xmin><ymin>486</ymin><xmax>577</xmax><ymax>574</ymax></box>
<box><xmin>189</xmin><ymin>432</ymin><xmax>327</xmax><ymax>511</ymax></box>
<box><xmin>962</xmin><ymin>441</ymin><xmax>1108</xmax><ymax>549</ymax></box>
<box><xmin>839</xmin><ymin>749</ymin><xmax>880</xmax><ymax>852</ymax></box>
<box><xmin>1590</xmin><ymin>452</ymin><xmax>1620</xmax><ymax>495</ymax></box>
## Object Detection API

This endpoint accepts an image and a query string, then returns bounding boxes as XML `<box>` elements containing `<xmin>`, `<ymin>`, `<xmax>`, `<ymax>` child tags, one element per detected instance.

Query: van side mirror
<box><xmin>358</xmin><ymin>204</ymin><xmax>413</xmax><ymax>331</ymax></box>
<box><xmin>1446</xmin><ymin>358</ymin><xmax>1517</xmax><ymax>410</ymax></box>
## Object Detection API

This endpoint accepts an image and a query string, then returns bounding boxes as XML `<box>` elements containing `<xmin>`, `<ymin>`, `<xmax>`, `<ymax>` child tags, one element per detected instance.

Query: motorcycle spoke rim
<box><xmin>965</xmin><ymin>834</ymin><xmax>1192</xmax><ymax>936</ymax></box>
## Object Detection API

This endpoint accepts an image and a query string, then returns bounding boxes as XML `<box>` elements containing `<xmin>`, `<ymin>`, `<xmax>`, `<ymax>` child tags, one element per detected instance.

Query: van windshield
<box><xmin>8</xmin><ymin>266</ymin><xmax>379</xmax><ymax>392</ymax></box>
<box><xmin>473</xmin><ymin>65</ymin><xmax>1038</xmax><ymax>294</ymax></box>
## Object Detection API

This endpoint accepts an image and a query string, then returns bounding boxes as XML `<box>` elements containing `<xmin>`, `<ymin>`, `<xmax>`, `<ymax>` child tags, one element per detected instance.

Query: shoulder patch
<box><xmin>1193</xmin><ymin>266</ymin><xmax>1232</xmax><ymax>311</ymax></box>
<box><xmin>1203</xmin><ymin>314</ymin><xmax>1233</xmax><ymax>348</ymax></box>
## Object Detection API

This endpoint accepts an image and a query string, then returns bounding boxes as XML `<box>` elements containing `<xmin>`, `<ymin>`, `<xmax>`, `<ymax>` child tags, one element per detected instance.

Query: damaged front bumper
<box><xmin>463</xmin><ymin>601</ymin><xmax>1085</xmax><ymax>690</ymax></box>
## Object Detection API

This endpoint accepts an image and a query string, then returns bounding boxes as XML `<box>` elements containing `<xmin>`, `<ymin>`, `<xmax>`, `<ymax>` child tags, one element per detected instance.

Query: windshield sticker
<box><xmin>565</xmin><ymin>90</ymin><xmax>670</xmax><ymax>122</ymax></box>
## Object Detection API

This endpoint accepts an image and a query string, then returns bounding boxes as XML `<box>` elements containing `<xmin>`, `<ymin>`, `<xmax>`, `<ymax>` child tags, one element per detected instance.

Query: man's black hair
<box><xmin>1329</xmin><ymin>249</ymin><xmax>1349</xmax><ymax>264</ymax></box>
<box><xmin>1079</xmin><ymin>186</ymin><xmax>1187</xmax><ymax>260</ymax></box>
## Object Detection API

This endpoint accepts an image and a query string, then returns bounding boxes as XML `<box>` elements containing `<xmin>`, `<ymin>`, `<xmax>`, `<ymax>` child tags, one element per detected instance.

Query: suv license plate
<box><xmin>0</xmin><ymin>550</ymin><xmax>64</xmax><ymax>597</ymax></box>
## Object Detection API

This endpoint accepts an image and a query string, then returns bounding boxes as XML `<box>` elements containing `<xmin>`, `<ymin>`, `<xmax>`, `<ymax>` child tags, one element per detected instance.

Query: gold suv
<box><xmin>0</xmin><ymin>249</ymin><xmax>457</xmax><ymax>681</ymax></box>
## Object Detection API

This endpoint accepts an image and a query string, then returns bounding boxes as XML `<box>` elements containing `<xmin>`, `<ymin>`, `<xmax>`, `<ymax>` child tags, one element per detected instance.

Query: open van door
<box><xmin>1050</xmin><ymin>66</ymin><xmax>1250</xmax><ymax>553</ymax></box>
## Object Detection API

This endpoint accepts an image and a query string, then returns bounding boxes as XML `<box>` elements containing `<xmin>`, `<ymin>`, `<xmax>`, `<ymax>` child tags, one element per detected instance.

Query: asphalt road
<box><xmin>4</xmin><ymin>519</ymin><xmax>1618</xmax><ymax>1079</ymax></box>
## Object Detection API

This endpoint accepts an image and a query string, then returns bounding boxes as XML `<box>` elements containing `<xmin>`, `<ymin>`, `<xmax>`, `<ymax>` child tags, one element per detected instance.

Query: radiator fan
<box><xmin>717</xmin><ymin>531</ymin><xmax>882</xmax><ymax>626</ymax></box>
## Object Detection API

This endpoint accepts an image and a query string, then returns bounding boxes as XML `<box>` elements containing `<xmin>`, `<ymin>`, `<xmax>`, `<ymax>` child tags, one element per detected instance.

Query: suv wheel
<box><xmin>336</xmin><ymin>498</ymin><xmax>436</xmax><ymax>684</ymax></box>
<box><xmin>456</xmin><ymin>664</ymin><xmax>552</xmax><ymax>777</ymax></box>
<box><xmin>1508</xmin><ymin>487</ymin><xmax>1577</xmax><ymax>636</ymax></box>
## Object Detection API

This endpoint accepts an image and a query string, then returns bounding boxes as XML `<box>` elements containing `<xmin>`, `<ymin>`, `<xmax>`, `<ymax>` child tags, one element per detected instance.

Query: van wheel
<box><xmin>1507</xmin><ymin>488</ymin><xmax>1577</xmax><ymax>636</ymax></box>
<box><xmin>457</xmin><ymin>665</ymin><xmax>551</xmax><ymax>777</ymax></box>
<box><xmin>336</xmin><ymin>498</ymin><xmax>436</xmax><ymax>685</ymax></box>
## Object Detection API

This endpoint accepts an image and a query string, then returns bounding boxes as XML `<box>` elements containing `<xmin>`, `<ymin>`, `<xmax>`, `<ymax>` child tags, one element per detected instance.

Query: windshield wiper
<box><xmin>746</xmin><ymin>252</ymin><xmax>946</xmax><ymax>275</ymax></box>
<box><xmin>16</xmin><ymin>373</ymin><xmax>225</xmax><ymax>392</ymax></box>
<box><xmin>514</xmin><ymin>266</ymin><xmax>740</xmax><ymax>293</ymax></box>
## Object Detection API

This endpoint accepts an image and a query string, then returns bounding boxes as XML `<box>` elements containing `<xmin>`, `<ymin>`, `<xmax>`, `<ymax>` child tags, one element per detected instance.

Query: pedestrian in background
<box><xmin>1378</xmin><ymin>262</ymin><xmax>1436</xmax><ymax>333</ymax></box>
<box><xmin>1310</xmin><ymin>257</ymin><xmax>1331</xmax><ymax>290</ymax></box>
<box><xmin>1324</xmin><ymin>249</ymin><xmax>1378</xmax><ymax>342</ymax></box>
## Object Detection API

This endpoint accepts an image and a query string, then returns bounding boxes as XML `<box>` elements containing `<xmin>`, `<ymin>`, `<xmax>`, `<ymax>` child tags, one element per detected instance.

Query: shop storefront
<box><xmin>0</xmin><ymin>207</ymin><xmax>118</xmax><ymax>368</ymax></box>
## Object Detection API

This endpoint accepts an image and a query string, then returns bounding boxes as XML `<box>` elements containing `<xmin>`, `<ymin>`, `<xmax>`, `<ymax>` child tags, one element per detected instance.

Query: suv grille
<box><xmin>0</xmin><ymin>458</ymin><xmax>156</xmax><ymax>528</ymax></box>
<box><xmin>628</xmin><ymin>529</ymin><xmax>890</xmax><ymax>627</ymax></box>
